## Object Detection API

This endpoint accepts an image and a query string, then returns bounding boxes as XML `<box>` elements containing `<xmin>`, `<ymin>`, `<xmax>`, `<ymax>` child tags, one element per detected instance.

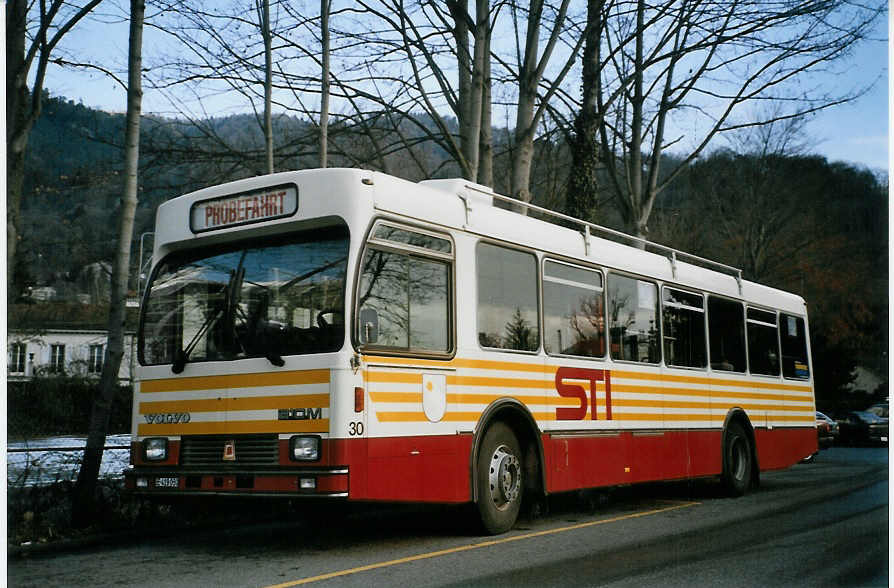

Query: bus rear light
<box><xmin>354</xmin><ymin>387</ymin><xmax>364</xmax><ymax>412</ymax></box>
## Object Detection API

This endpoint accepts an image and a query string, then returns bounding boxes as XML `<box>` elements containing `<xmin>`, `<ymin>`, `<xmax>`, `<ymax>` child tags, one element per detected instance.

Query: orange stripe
<box><xmin>368</xmin><ymin>392</ymin><xmax>424</xmax><ymax>403</ymax></box>
<box><xmin>448</xmin><ymin>374</ymin><xmax>550</xmax><ymax>389</ymax></box>
<box><xmin>375</xmin><ymin>410</ymin><xmax>814</xmax><ymax>424</ymax></box>
<box><xmin>368</xmin><ymin>390</ymin><xmax>810</xmax><ymax>415</ymax></box>
<box><xmin>366</xmin><ymin>371</ymin><xmax>423</xmax><ymax>384</ymax></box>
<box><xmin>369</xmin><ymin>369</ymin><xmax>809</xmax><ymax>400</ymax></box>
<box><xmin>612</xmin><ymin>384</ymin><xmax>813</xmax><ymax>405</ymax></box>
<box><xmin>364</xmin><ymin>355</ymin><xmax>811</xmax><ymax>392</ymax></box>
<box><xmin>137</xmin><ymin>419</ymin><xmax>329</xmax><ymax>436</ymax></box>
<box><xmin>369</xmin><ymin>377</ymin><xmax>811</xmax><ymax>406</ymax></box>
<box><xmin>139</xmin><ymin>394</ymin><xmax>330</xmax><ymax>414</ymax></box>
<box><xmin>611</xmin><ymin>370</ymin><xmax>811</xmax><ymax>392</ymax></box>
<box><xmin>140</xmin><ymin>369</ymin><xmax>330</xmax><ymax>393</ymax></box>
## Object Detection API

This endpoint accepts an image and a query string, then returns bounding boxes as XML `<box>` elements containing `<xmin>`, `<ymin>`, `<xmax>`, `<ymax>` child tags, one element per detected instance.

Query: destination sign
<box><xmin>190</xmin><ymin>184</ymin><xmax>298</xmax><ymax>232</ymax></box>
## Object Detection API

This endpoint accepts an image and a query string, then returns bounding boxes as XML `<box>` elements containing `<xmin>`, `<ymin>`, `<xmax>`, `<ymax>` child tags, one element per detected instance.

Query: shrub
<box><xmin>8</xmin><ymin>375</ymin><xmax>133</xmax><ymax>438</ymax></box>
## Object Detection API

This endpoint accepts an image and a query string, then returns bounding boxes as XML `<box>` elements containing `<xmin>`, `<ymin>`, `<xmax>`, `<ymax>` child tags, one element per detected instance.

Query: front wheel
<box><xmin>476</xmin><ymin>422</ymin><xmax>523</xmax><ymax>534</ymax></box>
<box><xmin>722</xmin><ymin>421</ymin><xmax>753</xmax><ymax>496</ymax></box>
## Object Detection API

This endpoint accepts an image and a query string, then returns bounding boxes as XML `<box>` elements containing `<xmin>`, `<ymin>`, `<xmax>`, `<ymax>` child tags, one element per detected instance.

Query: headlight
<box><xmin>289</xmin><ymin>436</ymin><xmax>321</xmax><ymax>461</ymax></box>
<box><xmin>143</xmin><ymin>437</ymin><xmax>168</xmax><ymax>461</ymax></box>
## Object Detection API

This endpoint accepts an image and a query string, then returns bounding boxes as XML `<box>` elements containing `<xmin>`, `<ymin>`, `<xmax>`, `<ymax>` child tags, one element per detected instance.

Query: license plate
<box><xmin>156</xmin><ymin>477</ymin><xmax>179</xmax><ymax>488</ymax></box>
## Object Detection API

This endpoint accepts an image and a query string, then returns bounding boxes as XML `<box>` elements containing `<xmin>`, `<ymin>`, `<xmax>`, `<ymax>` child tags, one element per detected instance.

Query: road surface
<box><xmin>9</xmin><ymin>447</ymin><xmax>888</xmax><ymax>587</ymax></box>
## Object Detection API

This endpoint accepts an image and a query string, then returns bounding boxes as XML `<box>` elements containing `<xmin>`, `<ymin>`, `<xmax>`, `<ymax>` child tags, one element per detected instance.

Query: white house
<box><xmin>7</xmin><ymin>329</ymin><xmax>135</xmax><ymax>383</ymax></box>
<box><xmin>7</xmin><ymin>303</ymin><xmax>138</xmax><ymax>383</ymax></box>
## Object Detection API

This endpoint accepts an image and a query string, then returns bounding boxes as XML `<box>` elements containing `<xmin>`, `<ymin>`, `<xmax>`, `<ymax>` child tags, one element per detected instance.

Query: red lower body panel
<box><xmin>126</xmin><ymin>427</ymin><xmax>815</xmax><ymax>501</ymax></box>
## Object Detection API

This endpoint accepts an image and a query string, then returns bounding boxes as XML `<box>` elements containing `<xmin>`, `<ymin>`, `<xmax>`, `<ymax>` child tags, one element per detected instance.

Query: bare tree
<box><xmin>587</xmin><ymin>0</ymin><xmax>883</xmax><ymax>240</ymax></box>
<box><xmin>6</xmin><ymin>0</ymin><xmax>104</xmax><ymax>292</ymax></box>
<box><xmin>503</xmin><ymin>0</ymin><xmax>584</xmax><ymax>204</ymax></box>
<box><xmin>72</xmin><ymin>0</ymin><xmax>144</xmax><ymax>527</ymax></box>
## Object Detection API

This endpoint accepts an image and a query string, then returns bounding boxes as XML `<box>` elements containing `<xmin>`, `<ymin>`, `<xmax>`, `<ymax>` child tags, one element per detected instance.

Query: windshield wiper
<box><xmin>172</xmin><ymin>299</ymin><xmax>224</xmax><ymax>374</ymax></box>
<box><xmin>172</xmin><ymin>253</ymin><xmax>247</xmax><ymax>373</ymax></box>
<box><xmin>249</xmin><ymin>290</ymin><xmax>285</xmax><ymax>367</ymax></box>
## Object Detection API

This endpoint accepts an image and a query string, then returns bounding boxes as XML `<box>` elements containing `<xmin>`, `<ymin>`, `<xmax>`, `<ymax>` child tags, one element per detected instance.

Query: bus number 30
<box><xmin>555</xmin><ymin>367</ymin><xmax>612</xmax><ymax>421</ymax></box>
<box><xmin>348</xmin><ymin>421</ymin><xmax>364</xmax><ymax>436</ymax></box>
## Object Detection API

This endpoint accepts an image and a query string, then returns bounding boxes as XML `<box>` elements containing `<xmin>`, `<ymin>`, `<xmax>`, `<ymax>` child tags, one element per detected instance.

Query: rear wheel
<box><xmin>722</xmin><ymin>421</ymin><xmax>753</xmax><ymax>496</ymax></box>
<box><xmin>476</xmin><ymin>422</ymin><xmax>523</xmax><ymax>534</ymax></box>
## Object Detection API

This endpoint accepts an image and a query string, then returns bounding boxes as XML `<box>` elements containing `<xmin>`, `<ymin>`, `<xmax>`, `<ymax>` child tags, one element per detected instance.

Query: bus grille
<box><xmin>180</xmin><ymin>435</ymin><xmax>279</xmax><ymax>466</ymax></box>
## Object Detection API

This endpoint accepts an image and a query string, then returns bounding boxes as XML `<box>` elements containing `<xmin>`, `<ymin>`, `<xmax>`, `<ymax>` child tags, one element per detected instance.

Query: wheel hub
<box><xmin>488</xmin><ymin>445</ymin><xmax>520</xmax><ymax>510</ymax></box>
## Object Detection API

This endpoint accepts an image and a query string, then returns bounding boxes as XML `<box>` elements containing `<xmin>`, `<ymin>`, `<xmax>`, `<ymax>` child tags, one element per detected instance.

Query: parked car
<box><xmin>837</xmin><ymin>409</ymin><xmax>889</xmax><ymax>445</ymax></box>
<box><xmin>815</xmin><ymin>411</ymin><xmax>838</xmax><ymax>448</ymax></box>
<box><xmin>866</xmin><ymin>402</ymin><xmax>888</xmax><ymax>419</ymax></box>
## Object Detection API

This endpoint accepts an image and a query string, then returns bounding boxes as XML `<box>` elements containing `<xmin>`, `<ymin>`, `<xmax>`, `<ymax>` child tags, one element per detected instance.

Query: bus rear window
<box><xmin>780</xmin><ymin>314</ymin><xmax>809</xmax><ymax>379</ymax></box>
<box><xmin>139</xmin><ymin>225</ymin><xmax>349</xmax><ymax>366</ymax></box>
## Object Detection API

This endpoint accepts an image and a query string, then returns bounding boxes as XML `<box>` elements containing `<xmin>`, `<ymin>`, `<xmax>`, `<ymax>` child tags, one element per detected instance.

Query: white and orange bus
<box><xmin>125</xmin><ymin>168</ymin><xmax>816</xmax><ymax>533</ymax></box>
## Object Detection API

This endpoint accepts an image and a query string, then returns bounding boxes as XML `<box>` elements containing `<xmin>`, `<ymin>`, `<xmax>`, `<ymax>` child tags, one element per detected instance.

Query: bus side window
<box><xmin>543</xmin><ymin>260</ymin><xmax>605</xmax><ymax>358</ymax></box>
<box><xmin>707</xmin><ymin>296</ymin><xmax>747</xmax><ymax>372</ymax></box>
<box><xmin>746</xmin><ymin>308</ymin><xmax>780</xmax><ymax>376</ymax></box>
<box><xmin>780</xmin><ymin>314</ymin><xmax>810</xmax><ymax>379</ymax></box>
<box><xmin>357</xmin><ymin>223</ymin><xmax>452</xmax><ymax>353</ymax></box>
<box><xmin>607</xmin><ymin>274</ymin><xmax>660</xmax><ymax>364</ymax></box>
<box><xmin>477</xmin><ymin>242</ymin><xmax>540</xmax><ymax>352</ymax></box>
<box><xmin>662</xmin><ymin>287</ymin><xmax>707</xmax><ymax>369</ymax></box>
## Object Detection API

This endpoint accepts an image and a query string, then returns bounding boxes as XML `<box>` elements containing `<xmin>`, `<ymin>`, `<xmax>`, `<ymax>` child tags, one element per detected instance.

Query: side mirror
<box><xmin>359</xmin><ymin>308</ymin><xmax>379</xmax><ymax>344</ymax></box>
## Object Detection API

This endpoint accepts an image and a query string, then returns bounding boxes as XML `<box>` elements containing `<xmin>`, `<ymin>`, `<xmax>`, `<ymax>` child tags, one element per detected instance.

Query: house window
<box><xmin>9</xmin><ymin>343</ymin><xmax>26</xmax><ymax>373</ymax></box>
<box><xmin>88</xmin><ymin>344</ymin><xmax>104</xmax><ymax>374</ymax></box>
<box><xmin>50</xmin><ymin>344</ymin><xmax>66</xmax><ymax>373</ymax></box>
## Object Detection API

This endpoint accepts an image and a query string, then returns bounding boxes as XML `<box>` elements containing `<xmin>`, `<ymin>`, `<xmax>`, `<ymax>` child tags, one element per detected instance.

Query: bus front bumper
<box><xmin>124</xmin><ymin>467</ymin><xmax>349</xmax><ymax>497</ymax></box>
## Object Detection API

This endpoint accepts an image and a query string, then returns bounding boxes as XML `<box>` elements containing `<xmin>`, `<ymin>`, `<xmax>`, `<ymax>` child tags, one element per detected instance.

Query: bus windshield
<box><xmin>139</xmin><ymin>225</ymin><xmax>349</xmax><ymax>368</ymax></box>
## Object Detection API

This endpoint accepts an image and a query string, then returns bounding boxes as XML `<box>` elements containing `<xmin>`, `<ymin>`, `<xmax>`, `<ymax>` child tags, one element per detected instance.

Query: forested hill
<box><xmin>14</xmin><ymin>95</ymin><xmax>889</xmax><ymax>412</ymax></box>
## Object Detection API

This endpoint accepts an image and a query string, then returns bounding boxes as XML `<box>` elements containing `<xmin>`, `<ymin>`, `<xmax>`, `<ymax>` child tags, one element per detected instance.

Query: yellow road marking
<box><xmin>263</xmin><ymin>500</ymin><xmax>698</xmax><ymax>588</ymax></box>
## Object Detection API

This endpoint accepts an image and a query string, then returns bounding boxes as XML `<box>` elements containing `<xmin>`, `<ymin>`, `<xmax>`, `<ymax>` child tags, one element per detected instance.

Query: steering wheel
<box><xmin>316</xmin><ymin>309</ymin><xmax>344</xmax><ymax>328</ymax></box>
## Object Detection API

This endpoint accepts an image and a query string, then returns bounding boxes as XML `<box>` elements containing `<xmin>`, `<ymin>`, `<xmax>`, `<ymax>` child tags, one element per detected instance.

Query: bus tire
<box><xmin>722</xmin><ymin>421</ymin><xmax>753</xmax><ymax>496</ymax></box>
<box><xmin>476</xmin><ymin>422</ymin><xmax>523</xmax><ymax>534</ymax></box>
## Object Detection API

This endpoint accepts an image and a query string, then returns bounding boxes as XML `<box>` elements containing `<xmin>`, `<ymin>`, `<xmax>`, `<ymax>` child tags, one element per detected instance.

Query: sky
<box><xmin>37</xmin><ymin>3</ymin><xmax>891</xmax><ymax>175</ymax></box>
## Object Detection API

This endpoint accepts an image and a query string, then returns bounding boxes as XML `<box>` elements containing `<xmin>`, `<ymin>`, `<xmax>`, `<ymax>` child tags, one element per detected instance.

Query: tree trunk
<box><xmin>6</xmin><ymin>0</ymin><xmax>27</xmax><ymax>293</ymax></box>
<box><xmin>627</xmin><ymin>0</ymin><xmax>646</xmax><ymax>241</ymax></box>
<box><xmin>476</xmin><ymin>0</ymin><xmax>493</xmax><ymax>187</ymax></box>
<box><xmin>448</xmin><ymin>0</ymin><xmax>481</xmax><ymax>181</ymax></box>
<box><xmin>320</xmin><ymin>0</ymin><xmax>330</xmax><ymax>168</ymax></box>
<box><xmin>262</xmin><ymin>0</ymin><xmax>274</xmax><ymax>174</ymax></box>
<box><xmin>564</xmin><ymin>0</ymin><xmax>603</xmax><ymax>222</ymax></box>
<box><xmin>72</xmin><ymin>0</ymin><xmax>144</xmax><ymax>528</ymax></box>
<box><xmin>509</xmin><ymin>0</ymin><xmax>576</xmax><ymax>207</ymax></box>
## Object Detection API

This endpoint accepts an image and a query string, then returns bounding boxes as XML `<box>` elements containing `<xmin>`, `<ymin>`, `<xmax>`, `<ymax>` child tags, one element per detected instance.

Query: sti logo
<box><xmin>554</xmin><ymin>367</ymin><xmax>613</xmax><ymax>421</ymax></box>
